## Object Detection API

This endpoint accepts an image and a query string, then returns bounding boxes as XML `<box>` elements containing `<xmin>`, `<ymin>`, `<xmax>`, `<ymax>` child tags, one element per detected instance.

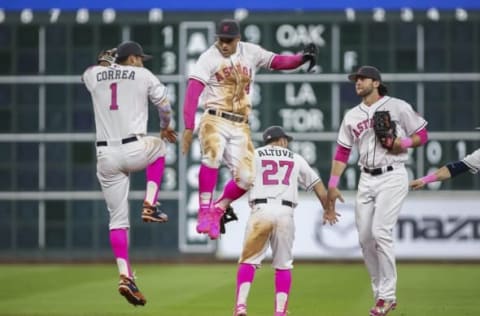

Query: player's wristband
<box><xmin>399</xmin><ymin>137</ymin><xmax>413</xmax><ymax>149</ymax></box>
<box><xmin>328</xmin><ymin>175</ymin><xmax>340</xmax><ymax>188</ymax></box>
<box><xmin>420</xmin><ymin>173</ymin><xmax>438</xmax><ymax>185</ymax></box>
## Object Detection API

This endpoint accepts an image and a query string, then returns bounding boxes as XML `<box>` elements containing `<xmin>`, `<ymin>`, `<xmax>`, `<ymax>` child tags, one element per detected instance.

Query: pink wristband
<box><xmin>420</xmin><ymin>173</ymin><xmax>438</xmax><ymax>184</ymax></box>
<box><xmin>400</xmin><ymin>137</ymin><xmax>413</xmax><ymax>149</ymax></box>
<box><xmin>328</xmin><ymin>175</ymin><xmax>340</xmax><ymax>188</ymax></box>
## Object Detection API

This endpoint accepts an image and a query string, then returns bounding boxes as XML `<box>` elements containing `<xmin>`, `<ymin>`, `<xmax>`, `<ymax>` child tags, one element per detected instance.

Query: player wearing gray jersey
<box><xmin>83</xmin><ymin>41</ymin><xmax>176</xmax><ymax>307</ymax></box>
<box><xmin>326</xmin><ymin>66</ymin><xmax>429</xmax><ymax>316</ymax></box>
<box><xmin>232</xmin><ymin>126</ymin><xmax>338</xmax><ymax>316</ymax></box>
<box><xmin>410</xmin><ymin>148</ymin><xmax>480</xmax><ymax>189</ymax></box>
<box><xmin>181</xmin><ymin>19</ymin><xmax>318</xmax><ymax>240</ymax></box>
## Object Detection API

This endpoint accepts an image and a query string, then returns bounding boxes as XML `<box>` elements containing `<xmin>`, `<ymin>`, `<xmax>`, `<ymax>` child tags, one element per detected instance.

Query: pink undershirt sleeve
<box><xmin>334</xmin><ymin>144</ymin><xmax>351</xmax><ymax>163</ymax></box>
<box><xmin>183</xmin><ymin>79</ymin><xmax>205</xmax><ymax>130</ymax></box>
<box><xmin>270</xmin><ymin>54</ymin><xmax>304</xmax><ymax>70</ymax></box>
<box><xmin>416</xmin><ymin>128</ymin><xmax>428</xmax><ymax>145</ymax></box>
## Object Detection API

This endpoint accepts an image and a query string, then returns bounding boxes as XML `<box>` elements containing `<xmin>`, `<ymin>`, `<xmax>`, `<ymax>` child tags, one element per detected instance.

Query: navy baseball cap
<box><xmin>348</xmin><ymin>65</ymin><xmax>388</xmax><ymax>96</ymax></box>
<box><xmin>263</xmin><ymin>126</ymin><xmax>293</xmax><ymax>144</ymax></box>
<box><xmin>216</xmin><ymin>19</ymin><xmax>240</xmax><ymax>38</ymax></box>
<box><xmin>116</xmin><ymin>41</ymin><xmax>152</xmax><ymax>61</ymax></box>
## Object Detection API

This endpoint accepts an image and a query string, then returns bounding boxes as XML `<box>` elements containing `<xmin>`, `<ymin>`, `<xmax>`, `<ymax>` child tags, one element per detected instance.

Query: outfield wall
<box><xmin>217</xmin><ymin>191</ymin><xmax>480</xmax><ymax>260</ymax></box>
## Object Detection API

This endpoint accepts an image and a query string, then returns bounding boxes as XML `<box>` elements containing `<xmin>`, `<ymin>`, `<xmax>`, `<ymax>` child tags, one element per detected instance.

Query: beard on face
<box><xmin>357</xmin><ymin>84</ymin><xmax>374</xmax><ymax>97</ymax></box>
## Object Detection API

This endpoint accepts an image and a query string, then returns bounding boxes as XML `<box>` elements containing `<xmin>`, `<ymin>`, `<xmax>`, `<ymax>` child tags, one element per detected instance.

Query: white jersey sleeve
<box><xmin>295</xmin><ymin>153</ymin><xmax>322</xmax><ymax>191</ymax></box>
<box><xmin>146</xmin><ymin>70</ymin><xmax>169</xmax><ymax>107</ymax></box>
<box><xmin>82</xmin><ymin>65</ymin><xmax>100</xmax><ymax>92</ymax></box>
<box><xmin>462</xmin><ymin>148</ymin><xmax>480</xmax><ymax>173</ymax></box>
<box><xmin>396</xmin><ymin>99</ymin><xmax>428</xmax><ymax>135</ymax></box>
<box><xmin>241</xmin><ymin>42</ymin><xmax>275</xmax><ymax>69</ymax></box>
<box><xmin>337</xmin><ymin>111</ymin><xmax>355</xmax><ymax>149</ymax></box>
<box><xmin>189</xmin><ymin>49</ymin><xmax>216</xmax><ymax>85</ymax></box>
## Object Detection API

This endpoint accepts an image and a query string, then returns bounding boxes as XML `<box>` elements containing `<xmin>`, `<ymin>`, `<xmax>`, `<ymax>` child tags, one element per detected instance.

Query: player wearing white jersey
<box><xmin>326</xmin><ymin>66</ymin><xmax>429</xmax><ymax>316</ymax></box>
<box><xmin>232</xmin><ymin>126</ymin><xmax>338</xmax><ymax>316</ymax></box>
<box><xmin>181</xmin><ymin>19</ymin><xmax>318</xmax><ymax>240</ymax></box>
<box><xmin>83</xmin><ymin>41</ymin><xmax>176</xmax><ymax>307</ymax></box>
<box><xmin>410</xmin><ymin>147</ymin><xmax>480</xmax><ymax>189</ymax></box>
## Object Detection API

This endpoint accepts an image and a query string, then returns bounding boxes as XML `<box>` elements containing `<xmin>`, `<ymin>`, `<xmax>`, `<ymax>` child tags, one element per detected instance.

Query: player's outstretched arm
<box><xmin>410</xmin><ymin>164</ymin><xmax>456</xmax><ymax>190</ymax></box>
<box><xmin>326</xmin><ymin>159</ymin><xmax>346</xmax><ymax>212</ymax></box>
<box><xmin>181</xmin><ymin>79</ymin><xmax>205</xmax><ymax>155</ymax></box>
<box><xmin>270</xmin><ymin>43</ymin><xmax>318</xmax><ymax>72</ymax></box>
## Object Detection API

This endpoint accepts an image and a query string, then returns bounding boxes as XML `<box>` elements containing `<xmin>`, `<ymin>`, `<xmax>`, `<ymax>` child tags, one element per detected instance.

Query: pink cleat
<box><xmin>196</xmin><ymin>206</ymin><xmax>211</xmax><ymax>234</ymax></box>
<box><xmin>208</xmin><ymin>206</ymin><xmax>225</xmax><ymax>240</ymax></box>
<box><xmin>369</xmin><ymin>299</ymin><xmax>397</xmax><ymax>316</ymax></box>
<box><xmin>234</xmin><ymin>304</ymin><xmax>247</xmax><ymax>316</ymax></box>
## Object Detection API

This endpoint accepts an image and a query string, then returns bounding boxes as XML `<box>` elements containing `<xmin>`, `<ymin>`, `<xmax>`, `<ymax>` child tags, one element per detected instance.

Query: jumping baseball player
<box><xmin>181</xmin><ymin>18</ymin><xmax>318</xmax><ymax>240</ymax></box>
<box><xmin>410</xmin><ymin>148</ymin><xmax>480</xmax><ymax>189</ymax></box>
<box><xmin>326</xmin><ymin>66</ymin><xmax>429</xmax><ymax>316</ymax></box>
<box><xmin>83</xmin><ymin>41</ymin><xmax>176</xmax><ymax>307</ymax></box>
<box><xmin>232</xmin><ymin>126</ymin><xmax>338</xmax><ymax>316</ymax></box>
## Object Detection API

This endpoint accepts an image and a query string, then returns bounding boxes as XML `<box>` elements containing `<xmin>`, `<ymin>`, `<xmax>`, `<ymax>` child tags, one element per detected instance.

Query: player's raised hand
<box><xmin>302</xmin><ymin>43</ymin><xmax>318</xmax><ymax>72</ymax></box>
<box><xmin>161</xmin><ymin>127</ymin><xmax>177</xmax><ymax>143</ymax></box>
<box><xmin>182</xmin><ymin>129</ymin><xmax>193</xmax><ymax>155</ymax></box>
<box><xmin>322</xmin><ymin>206</ymin><xmax>341</xmax><ymax>226</ymax></box>
<box><xmin>409</xmin><ymin>179</ymin><xmax>426</xmax><ymax>190</ymax></box>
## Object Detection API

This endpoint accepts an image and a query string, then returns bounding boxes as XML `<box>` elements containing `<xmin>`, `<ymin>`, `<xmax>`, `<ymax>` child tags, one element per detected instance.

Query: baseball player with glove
<box><xmin>410</xmin><ymin>148</ymin><xmax>480</xmax><ymax>189</ymax></box>
<box><xmin>326</xmin><ymin>66</ymin><xmax>429</xmax><ymax>316</ymax></box>
<box><xmin>83</xmin><ymin>41</ymin><xmax>176</xmax><ymax>307</ymax></box>
<box><xmin>232</xmin><ymin>126</ymin><xmax>338</xmax><ymax>316</ymax></box>
<box><xmin>181</xmin><ymin>18</ymin><xmax>318</xmax><ymax>240</ymax></box>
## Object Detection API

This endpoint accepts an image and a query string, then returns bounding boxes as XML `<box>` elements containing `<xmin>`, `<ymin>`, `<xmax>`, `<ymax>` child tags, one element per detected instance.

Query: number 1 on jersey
<box><xmin>109</xmin><ymin>83</ymin><xmax>119</xmax><ymax>110</ymax></box>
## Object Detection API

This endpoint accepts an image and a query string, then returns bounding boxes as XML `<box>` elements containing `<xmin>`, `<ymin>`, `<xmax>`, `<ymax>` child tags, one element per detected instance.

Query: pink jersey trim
<box><xmin>270</xmin><ymin>54</ymin><xmax>303</xmax><ymax>70</ymax></box>
<box><xmin>183</xmin><ymin>79</ymin><xmax>205</xmax><ymax>130</ymax></box>
<box><xmin>334</xmin><ymin>144</ymin><xmax>351</xmax><ymax>163</ymax></box>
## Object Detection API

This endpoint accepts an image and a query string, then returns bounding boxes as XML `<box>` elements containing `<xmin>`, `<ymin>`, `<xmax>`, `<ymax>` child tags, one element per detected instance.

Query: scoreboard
<box><xmin>1</xmin><ymin>8</ymin><xmax>480</xmax><ymax>254</ymax></box>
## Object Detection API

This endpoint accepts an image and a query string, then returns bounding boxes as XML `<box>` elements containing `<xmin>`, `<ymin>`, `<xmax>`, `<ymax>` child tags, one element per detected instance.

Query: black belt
<box><xmin>252</xmin><ymin>198</ymin><xmax>294</xmax><ymax>208</ymax></box>
<box><xmin>362</xmin><ymin>165</ymin><xmax>394</xmax><ymax>176</ymax></box>
<box><xmin>96</xmin><ymin>136</ymin><xmax>138</xmax><ymax>147</ymax></box>
<box><xmin>207</xmin><ymin>108</ymin><xmax>248</xmax><ymax>123</ymax></box>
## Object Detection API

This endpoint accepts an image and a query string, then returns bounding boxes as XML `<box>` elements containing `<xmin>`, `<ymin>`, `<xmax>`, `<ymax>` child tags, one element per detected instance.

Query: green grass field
<box><xmin>0</xmin><ymin>263</ymin><xmax>479</xmax><ymax>316</ymax></box>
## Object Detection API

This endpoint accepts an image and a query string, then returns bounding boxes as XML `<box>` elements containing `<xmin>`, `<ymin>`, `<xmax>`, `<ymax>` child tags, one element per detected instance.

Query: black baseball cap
<box><xmin>216</xmin><ymin>19</ymin><xmax>240</xmax><ymax>38</ymax></box>
<box><xmin>348</xmin><ymin>65</ymin><xmax>388</xmax><ymax>96</ymax></box>
<box><xmin>116</xmin><ymin>41</ymin><xmax>152</xmax><ymax>61</ymax></box>
<box><xmin>263</xmin><ymin>126</ymin><xmax>293</xmax><ymax>144</ymax></box>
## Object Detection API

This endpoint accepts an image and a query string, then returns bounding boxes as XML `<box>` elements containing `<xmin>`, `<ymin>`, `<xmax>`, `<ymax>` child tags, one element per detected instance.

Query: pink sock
<box><xmin>235</xmin><ymin>263</ymin><xmax>256</xmax><ymax>306</ymax></box>
<box><xmin>275</xmin><ymin>269</ymin><xmax>292</xmax><ymax>313</ymax></box>
<box><xmin>110</xmin><ymin>229</ymin><xmax>132</xmax><ymax>277</ymax></box>
<box><xmin>198</xmin><ymin>164</ymin><xmax>218</xmax><ymax>207</ymax></box>
<box><xmin>144</xmin><ymin>157</ymin><xmax>165</xmax><ymax>205</ymax></box>
<box><xmin>215</xmin><ymin>179</ymin><xmax>247</xmax><ymax>207</ymax></box>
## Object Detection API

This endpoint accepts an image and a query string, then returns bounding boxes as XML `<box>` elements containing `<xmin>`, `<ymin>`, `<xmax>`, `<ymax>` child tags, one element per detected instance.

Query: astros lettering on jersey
<box><xmin>189</xmin><ymin>41</ymin><xmax>274</xmax><ymax>116</ymax></box>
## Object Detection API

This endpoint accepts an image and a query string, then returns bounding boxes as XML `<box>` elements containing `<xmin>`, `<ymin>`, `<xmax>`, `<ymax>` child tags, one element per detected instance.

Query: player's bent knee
<box><xmin>201</xmin><ymin>157</ymin><xmax>221</xmax><ymax>168</ymax></box>
<box><xmin>234</xmin><ymin>170</ymin><xmax>255</xmax><ymax>190</ymax></box>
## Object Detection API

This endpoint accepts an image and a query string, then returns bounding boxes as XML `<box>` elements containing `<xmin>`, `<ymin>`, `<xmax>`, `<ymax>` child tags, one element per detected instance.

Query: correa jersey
<box><xmin>247</xmin><ymin>145</ymin><xmax>321</xmax><ymax>205</ymax></box>
<box><xmin>82</xmin><ymin>64</ymin><xmax>169</xmax><ymax>141</ymax></box>
<box><xmin>462</xmin><ymin>148</ymin><xmax>480</xmax><ymax>173</ymax></box>
<box><xmin>189</xmin><ymin>41</ymin><xmax>275</xmax><ymax>116</ymax></box>
<box><xmin>337</xmin><ymin>96</ymin><xmax>428</xmax><ymax>168</ymax></box>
